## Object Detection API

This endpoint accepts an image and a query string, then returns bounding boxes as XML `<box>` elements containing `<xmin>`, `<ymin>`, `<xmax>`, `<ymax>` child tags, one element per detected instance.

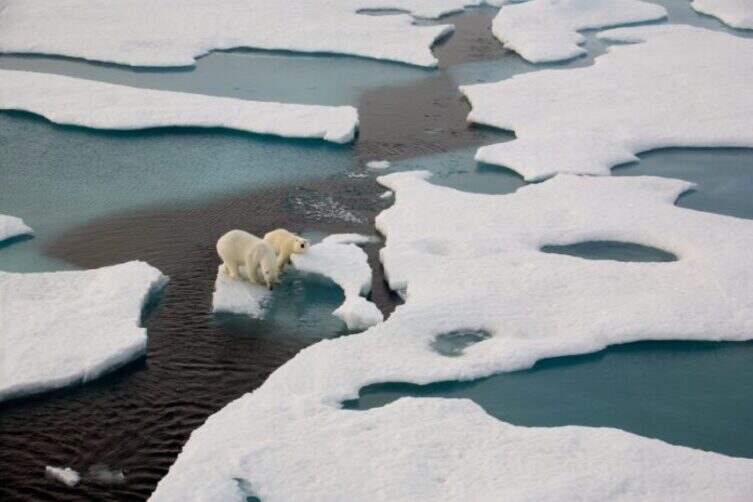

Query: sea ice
<box><xmin>366</xmin><ymin>160</ymin><xmax>392</xmax><ymax>170</ymax></box>
<box><xmin>321</xmin><ymin>233</ymin><xmax>380</xmax><ymax>245</ymax></box>
<box><xmin>461</xmin><ymin>25</ymin><xmax>753</xmax><ymax>180</ymax></box>
<box><xmin>0</xmin><ymin>70</ymin><xmax>358</xmax><ymax>143</ymax></box>
<box><xmin>691</xmin><ymin>0</ymin><xmax>753</xmax><ymax>29</ymax></box>
<box><xmin>0</xmin><ymin>213</ymin><xmax>32</xmax><ymax>243</ymax></box>
<box><xmin>212</xmin><ymin>265</ymin><xmax>272</xmax><ymax>319</ymax></box>
<box><xmin>0</xmin><ymin>261</ymin><xmax>167</xmax><ymax>402</ymax></box>
<box><xmin>491</xmin><ymin>0</ymin><xmax>667</xmax><ymax>62</ymax></box>
<box><xmin>152</xmin><ymin>172</ymin><xmax>753</xmax><ymax>500</ymax></box>
<box><xmin>292</xmin><ymin>237</ymin><xmax>383</xmax><ymax>330</ymax></box>
<box><xmin>45</xmin><ymin>466</ymin><xmax>80</xmax><ymax>487</ymax></box>
<box><xmin>0</xmin><ymin>0</ymin><xmax>493</xmax><ymax>68</ymax></box>
<box><xmin>380</xmin><ymin>190</ymin><xmax>394</xmax><ymax>199</ymax></box>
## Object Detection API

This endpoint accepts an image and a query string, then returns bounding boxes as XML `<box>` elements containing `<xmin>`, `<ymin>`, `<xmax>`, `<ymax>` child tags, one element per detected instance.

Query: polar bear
<box><xmin>216</xmin><ymin>229</ymin><xmax>279</xmax><ymax>289</ymax></box>
<box><xmin>263</xmin><ymin>228</ymin><xmax>309</xmax><ymax>273</ymax></box>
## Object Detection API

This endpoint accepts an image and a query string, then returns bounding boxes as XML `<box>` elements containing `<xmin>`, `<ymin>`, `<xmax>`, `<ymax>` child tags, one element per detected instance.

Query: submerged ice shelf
<box><xmin>461</xmin><ymin>24</ymin><xmax>753</xmax><ymax>180</ymax></box>
<box><xmin>152</xmin><ymin>172</ymin><xmax>753</xmax><ymax>500</ymax></box>
<box><xmin>0</xmin><ymin>213</ymin><xmax>32</xmax><ymax>243</ymax></box>
<box><xmin>0</xmin><ymin>261</ymin><xmax>167</xmax><ymax>402</ymax></box>
<box><xmin>0</xmin><ymin>0</ymin><xmax>490</xmax><ymax>68</ymax></box>
<box><xmin>491</xmin><ymin>0</ymin><xmax>667</xmax><ymax>62</ymax></box>
<box><xmin>0</xmin><ymin>69</ymin><xmax>358</xmax><ymax>143</ymax></box>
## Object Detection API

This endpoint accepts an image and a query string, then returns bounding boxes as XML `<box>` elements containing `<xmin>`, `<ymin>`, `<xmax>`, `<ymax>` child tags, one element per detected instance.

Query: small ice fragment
<box><xmin>380</xmin><ymin>190</ymin><xmax>394</xmax><ymax>199</ymax></box>
<box><xmin>45</xmin><ymin>466</ymin><xmax>80</xmax><ymax>487</ymax></box>
<box><xmin>366</xmin><ymin>160</ymin><xmax>391</xmax><ymax>170</ymax></box>
<box><xmin>212</xmin><ymin>266</ymin><xmax>271</xmax><ymax>318</ymax></box>
<box><xmin>0</xmin><ymin>213</ymin><xmax>33</xmax><ymax>243</ymax></box>
<box><xmin>87</xmin><ymin>464</ymin><xmax>125</xmax><ymax>484</ymax></box>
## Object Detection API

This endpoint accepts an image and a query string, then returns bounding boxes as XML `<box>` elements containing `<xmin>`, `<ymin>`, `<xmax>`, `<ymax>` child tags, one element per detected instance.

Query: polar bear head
<box><xmin>293</xmin><ymin>237</ymin><xmax>309</xmax><ymax>254</ymax></box>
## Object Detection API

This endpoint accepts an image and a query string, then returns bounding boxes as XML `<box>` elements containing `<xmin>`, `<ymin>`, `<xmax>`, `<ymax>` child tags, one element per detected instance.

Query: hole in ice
<box><xmin>342</xmin><ymin>339</ymin><xmax>753</xmax><ymax>458</ymax></box>
<box><xmin>540</xmin><ymin>241</ymin><xmax>677</xmax><ymax>262</ymax></box>
<box><xmin>430</xmin><ymin>330</ymin><xmax>491</xmax><ymax>357</ymax></box>
<box><xmin>234</xmin><ymin>478</ymin><xmax>261</xmax><ymax>502</ymax></box>
<box><xmin>356</xmin><ymin>8</ymin><xmax>411</xmax><ymax>17</ymax></box>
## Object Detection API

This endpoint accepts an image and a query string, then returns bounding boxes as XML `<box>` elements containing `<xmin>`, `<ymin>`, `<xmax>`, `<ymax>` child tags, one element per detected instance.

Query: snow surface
<box><xmin>461</xmin><ymin>25</ymin><xmax>753</xmax><ymax>180</ymax></box>
<box><xmin>152</xmin><ymin>172</ymin><xmax>753</xmax><ymax>500</ymax></box>
<box><xmin>212</xmin><ymin>265</ymin><xmax>271</xmax><ymax>319</ymax></box>
<box><xmin>0</xmin><ymin>0</ymin><xmax>498</xmax><ymax>68</ymax></box>
<box><xmin>692</xmin><ymin>0</ymin><xmax>753</xmax><ymax>29</ymax></box>
<box><xmin>45</xmin><ymin>466</ymin><xmax>80</xmax><ymax>487</ymax></box>
<box><xmin>0</xmin><ymin>261</ymin><xmax>166</xmax><ymax>402</ymax></box>
<box><xmin>0</xmin><ymin>69</ymin><xmax>358</xmax><ymax>143</ymax></box>
<box><xmin>292</xmin><ymin>237</ymin><xmax>383</xmax><ymax>330</ymax></box>
<box><xmin>366</xmin><ymin>160</ymin><xmax>392</xmax><ymax>170</ymax></box>
<box><xmin>491</xmin><ymin>0</ymin><xmax>667</xmax><ymax>62</ymax></box>
<box><xmin>321</xmin><ymin>233</ymin><xmax>380</xmax><ymax>245</ymax></box>
<box><xmin>0</xmin><ymin>213</ymin><xmax>32</xmax><ymax>243</ymax></box>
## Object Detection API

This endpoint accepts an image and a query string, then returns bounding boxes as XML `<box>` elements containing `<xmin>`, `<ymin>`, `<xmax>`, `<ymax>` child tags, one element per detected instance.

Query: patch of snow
<box><xmin>0</xmin><ymin>69</ymin><xmax>358</xmax><ymax>143</ymax></box>
<box><xmin>0</xmin><ymin>0</ymin><xmax>495</xmax><ymax>68</ymax></box>
<box><xmin>212</xmin><ymin>265</ymin><xmax>271</xmax><ymax>318</ymax></box>
<box><xmin>691</xmin><ymin>0</ymin><xmax>753</xmax><ymax>29</ymax></box>
<box><xmin>366</xmin><ymin>160</ymin><xmax>392</xmax><ymax>169</ymax></box>
<box><xmin>292</xmin><ymin>237</ymin><xmax>383</xmax><ymax>330</ymax></box>
<box><xmin>461</xmin><ymin>25</ymin><xmax>753</xmax><ymax>180</ymax></box>
<box><xmin>0</xmin><ymin>213</ymin><xmax>32</xmax><ymax>243</ymax></box>
<box><xmin>491</xmin><ymin>0</ymin><xmax>667</xmax><ymax>62</ymax></box>
<box><xmin>153</xmin><ymin>172</ymin><xmax>753</xmax><ymax>500</ymax></box>
<box><xmin>45</xmin><ymin>466</ymin><xmax>80</xmax><ymax>487</ymax></box>
<box><xmin>380</xmin><ymin>190</ymin><xmax>394</xmax><ymax>199</ymax></box>
<box><xmin>321</xmin><ymin>233</ymin><xmax>380</xmax><ymax>245</ymax></box>
<box><xmin>0</xmin><ymin>261</ymin><xmax>167</xmax><ymax>402</ymax></box>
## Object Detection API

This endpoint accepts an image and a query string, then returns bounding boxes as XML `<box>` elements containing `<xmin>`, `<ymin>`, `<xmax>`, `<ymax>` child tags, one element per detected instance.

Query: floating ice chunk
<box><xmin>321</xmin><ymin>233</ymin><xmax>380</xmax><ymax>245</ymax></box>
<box><xmin>0</xmin><ymin>213</ymin><xmax>32</xmax><ymax>243</ymax></box>
<box><xmin>153</xmin><ymin>172</ymin><xmax>753</xmax><ymax>500</ymax></box>
<box><xmin>0</xmin><ymin>261</ymin><xmax>167</xmax><ymax>402</ymax></box>
<box><xmin>491</xmin><ymin>0</ymin><xmax>667</xmax><ymax>62</ymax></box>
<box><xmin>691</xmin><ymin>0</ymin><xmax>753</xmax><ymax>29</ymax></box>
<box><xmin>0</xmin><ymin>0</ymin><xmax>483</xmax><ymax>68</ymax></box>
<box><xmin>153</xmin><ymin>397</ymin><xmax>753</xmax><ymax>501</ymax></box>
<box><xmin>292</xmin><ymin>237</ymin><xmax>383</xmax><ymax>330</ymax></box>
<box><xmin>461</xmin><ymin>25</ymin><xmax>753</xmax><ymax>179</ymax></box>
<box><xmin>366</xmin><ymin>160</ymin><xmax>392</xmax><ymax>170</ymax></box>
<box><xmin>380</xmin><ymin>190</ymin><xmax>394</xmax><ymax>199</ymax></box>
<box><xmin>45</xmin><ymin>466</ymin><xmax>80</xmax><ymax>487</ymax></box>
<box><xmin>87</xmin><ymin>464</ymin><xmax>126</xmax><ymax>485</ymax></box>
<box><xmin>212</xmin><ymin>266</ymin><xmax>271</xmax><ymax>319</ymax></box>
<box><xmin>0</xmin><ymin>70</ymin><xmax>359</xmax><ymax>144</ymax></box>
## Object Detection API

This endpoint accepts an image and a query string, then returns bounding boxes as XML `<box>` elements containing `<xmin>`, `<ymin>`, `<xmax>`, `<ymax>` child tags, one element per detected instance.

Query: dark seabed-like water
<box><xmin>2</xmin><ymin>2</ymin><xmax>753</xmax><ymax>500</ymax></box>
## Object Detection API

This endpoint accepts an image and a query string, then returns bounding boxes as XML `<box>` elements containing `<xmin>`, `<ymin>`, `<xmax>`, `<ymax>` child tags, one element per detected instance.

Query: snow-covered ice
<box><xmin>321</xmin><ymin>233</ymin><xmax>380</xmax><ymax>245</ymax></box>
<box><xmin>0</xmin><ymin>69</ymin><xmax>358</xmax><ymax>143</ymax></box>
<box><xmin>292</xmin><ymin>237</ymin><xmax>383</xmax><ymax>330</ymax></box>
<box><xmin>0</xmin><ymin>261</ymin><xmax>167</xmax><ymax>402</ymax></box>
<box><xmin>692</xmin><ymin>0</ymin><xmax>753</xmax><ymax>29</ymax></box>
<box><xmin>380</xmin><ymin>190</ymin><xmax>394</xmax><ymax>199</ymax></box>
<box><xmin>461</xmin><ymin>25</ymin><xmax>753</xmax><ymax>180</ymax></box>
<box><xmin>491</xmin><ymin>0</ymin><xmax>667</xmax><ymax>62</ymax></box>
<box><xmin>45</xmin><ymin>466</ymin><xmax>80</xmax><ymax>487</ymax></box>
<box><xmin>366</xmin><ymin>160</ymin><xmax>392</xmax><ymax>170</ymax></box>
<box><xmin>152</xmin><ymin>172</ymin><xmax>753</xmax><ymax>500</ymax></box>
<box><xmin>212</xmin><ymin>266</ymin><xmax>271</xmax><ymax>319</ymax></box>
<box><xmin>0</xmin><ymin>213</ymin><xmax>32</xmax><ymax>243</ymax></box>
<box><xmin>0</xmin><ymin>0</ymin><xmax>493</xmax><ymax>68</ymax></box>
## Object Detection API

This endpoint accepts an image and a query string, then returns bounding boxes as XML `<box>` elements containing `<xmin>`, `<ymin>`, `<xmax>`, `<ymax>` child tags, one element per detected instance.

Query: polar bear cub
<box><xmin>264</xmin><ymin>228</ymin><xmax>309</xmax><ymax>273</ymax></box>
<box><xmin>217</xmin><ymin>229</ymin><xmax>279</xmax><ymax>289</ymax></box>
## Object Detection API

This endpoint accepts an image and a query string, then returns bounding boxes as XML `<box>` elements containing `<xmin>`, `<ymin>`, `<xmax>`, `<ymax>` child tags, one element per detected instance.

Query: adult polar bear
<box><xmin>217</xmin><ymin>230</ymin><xmax>279</xmax><ymax>290</ymax></box>
<box><xmin>264</xmin><ymin>228</ymin><xmax>309</xmax><ymax>273</ymax></box>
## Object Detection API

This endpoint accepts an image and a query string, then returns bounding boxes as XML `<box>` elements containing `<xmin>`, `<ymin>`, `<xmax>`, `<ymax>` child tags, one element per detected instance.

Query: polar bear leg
<box><xmin>225</xmin><ymin>261</ymin><xmax>240</xmax><ymax>280</ymax></box>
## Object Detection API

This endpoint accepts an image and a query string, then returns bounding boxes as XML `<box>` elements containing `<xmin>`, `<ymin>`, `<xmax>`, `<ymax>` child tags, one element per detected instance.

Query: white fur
<box><xmin>264</xmin><ymin>228</ymin><xmax>309</xmax><ymax>273</ymax></box>
<box><xmin>216</xmin><ymin>230</ymin><xmax>278</xmax><ymax>289</ymax></box>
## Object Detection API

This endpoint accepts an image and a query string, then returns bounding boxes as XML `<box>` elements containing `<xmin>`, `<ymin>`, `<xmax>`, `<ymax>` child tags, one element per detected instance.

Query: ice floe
<box><xmin>0</xmin><ymin>69</ymin><xmax>358</xmax><ymax>143</ymax></box>
<box><xmin>366</xmin><ymin>160</ymin><xmax>392</xmax><ymax>170</ymax></box>
<box><xmin>212</xmin><ymin>265</ymin><xmax>272</xmax><ymax>319</ymax></box>
<box><xmin>380</xmin><ymin>190</ymin><xmax>394</xmax><ymax>199</ymax></box>
<box><xmin>0</xmin><ymin>261</ymin><xmax>167</xmax><ymax>402</ymax></box>
<box><xmin>45</xmin><ymin>466</ymin><xmax>80</xmax><ymax>487</ymax></box>
<box><xmin>0</xmin><ymin>213</ymin><xmax>32</xmax><ymax>243</ymax></box>
<box><xmin>0</xmin><ymin>0</ymin><xmax>494</xmax><ymax>68</ymax></box>
<box><xmin>152</xmin><ymin>172</ymin><xmax>753</xmax><ymax>500</ymax></box>
<box><xmin>461</xmin><ymin>24</ymin><xmax>753</xmax><ymax>180</ymax></box>
<box><xmin>692</xmin><ymin>0</ymin><xmax>753</xmax><ymax>29</ymax></box>
<box><xmin>293</xmin><ymin>237</ymin><xmax>383</xmax><ymax>330</ymax></box>
<box><xmin>491</xmin><ymin>0</ymin><xmax>666</xmax><ymax>62</ymax></box>
<box><xmin>321</xmin><ymin>233</ymin><xmax>380</xmax><ymax>245</ymax></box>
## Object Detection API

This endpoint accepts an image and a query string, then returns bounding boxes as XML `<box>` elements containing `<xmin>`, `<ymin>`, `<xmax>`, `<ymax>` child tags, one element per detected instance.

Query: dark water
<box><xmin>540</xmin><ymin>241</ymin><xmax>678</xmax><ymax>262</ymax></box>
<box><xmin>3</xmin><ymin>3</ymin><xmax>753</xmax><ymax>501</ymax></box>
